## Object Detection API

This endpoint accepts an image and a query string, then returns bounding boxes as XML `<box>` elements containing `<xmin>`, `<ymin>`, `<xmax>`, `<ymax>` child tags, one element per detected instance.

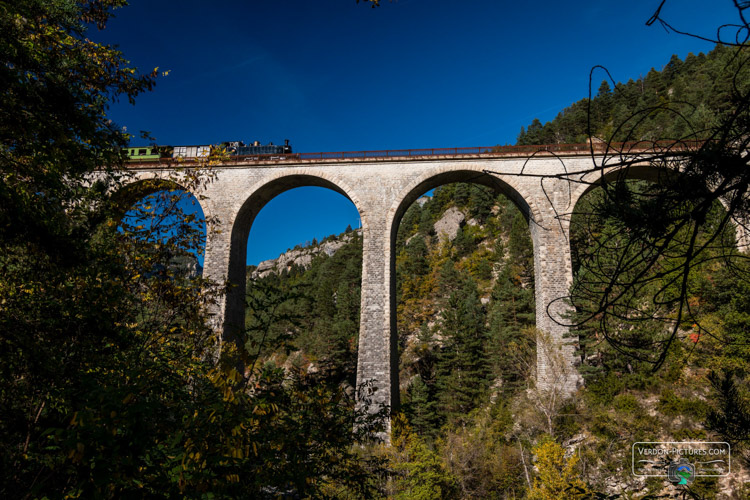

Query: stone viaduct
<box><xmin>118</xmin><ymin>145</ymin><xmax>749</xmax><ymax>428</ymax></box>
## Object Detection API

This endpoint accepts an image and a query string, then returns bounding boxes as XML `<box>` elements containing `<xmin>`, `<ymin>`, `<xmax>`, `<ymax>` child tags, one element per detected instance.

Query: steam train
<box><xmin>123</xmin><ymin>139</ymin><xmax>292</xmax><ymax>161</ymax></box>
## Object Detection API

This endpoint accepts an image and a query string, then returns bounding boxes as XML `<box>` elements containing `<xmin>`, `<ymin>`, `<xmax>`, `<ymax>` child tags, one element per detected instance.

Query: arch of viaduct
<box><xmin>119</xmin><ymin>151</ymin><xmax>749</xmax><ymax>425</ymax></box>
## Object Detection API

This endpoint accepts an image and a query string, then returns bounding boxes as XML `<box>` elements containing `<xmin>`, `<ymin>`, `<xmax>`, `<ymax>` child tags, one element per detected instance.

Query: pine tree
<box><xmin>404</xmin><ymin>236</ymin><xmax>429</xmax><ymax>277</ymax></box>
<box><xmin>418</xmin><ymin>207</ymin><xmax>434</xmax><ymax>236</ymax></box>
<box><xmin>435</xmin><ymin>276</ymin><xmax>489</xmax><ymax>425</ymax></box>
<box><xmin>467</xmin><ymin>185</ymin><xmax>493</xmax><ymax>223</ymax></box>
<box><xmin>454</xmin><ymin>183</ymin><xmax>470</xmax><ymax>207</ymax></box>
<box><xmin>517</xmin><ymin>126</ymin><xmax>527</xmax><ymax>144</ymax></box>
<box><xmin>506</xmin><ymin>210</ymin><xmax>534</xmax><ymax>284</ymax></box>
<box><xmin>520</xmin><ymin>118</ymin><xmax>544</xmax><ymax>145</ymax></box>
<box><xmin>404</xmin><ymin>374</ymin><xmax>440</xmax><ymax>438</ymax></box>
<box><xmin>453</xmin><ymin>226</ymin><xmax>474</xmax><ymax>257</ymax></box>
<box><xmin>487</xmin><ymin>265</ymin><xmax>535</xmax><ymax>395</ymax></box>
<box><xmin>438</xmin><ymin>260</ymin><xmax>465</xmax><ymax>298</ymax></box>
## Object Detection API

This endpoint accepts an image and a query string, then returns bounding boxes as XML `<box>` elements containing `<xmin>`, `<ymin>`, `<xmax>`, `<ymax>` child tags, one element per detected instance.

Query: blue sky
<box><xmin>102</xmin><ymin>0</ymin><xmax>741</xmax><ymax>265</ymax></box>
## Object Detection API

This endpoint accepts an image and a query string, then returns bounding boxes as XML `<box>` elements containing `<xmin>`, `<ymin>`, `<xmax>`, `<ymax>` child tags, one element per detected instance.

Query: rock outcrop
<box><xmin>433</xmin><ymin>206</ymin><xmax>465</xmax><ymax>243</ymax></box>
<box><xmin>250</xmin><ymin>229</ymin><xmax>360</xmax><ymax>279</ymax></box>
<box><xmin>415</xmin><ymin>195</ymin><xmax>431</xmax><ymax>207</ymax></box>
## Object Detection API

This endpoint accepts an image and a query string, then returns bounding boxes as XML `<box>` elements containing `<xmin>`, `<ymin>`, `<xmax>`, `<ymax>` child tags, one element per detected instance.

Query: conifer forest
<box><xmin>1</xmin><ymin>1</ymin><xmax>749</xmax><ymax>498</ymax></box>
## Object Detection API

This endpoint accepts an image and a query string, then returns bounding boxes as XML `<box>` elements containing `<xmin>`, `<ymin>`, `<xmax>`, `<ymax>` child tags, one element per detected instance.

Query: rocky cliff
<box><xmin>250</xmin><ymin>229</ymin><xmax>361</xmax><ymax>279</ymax></box>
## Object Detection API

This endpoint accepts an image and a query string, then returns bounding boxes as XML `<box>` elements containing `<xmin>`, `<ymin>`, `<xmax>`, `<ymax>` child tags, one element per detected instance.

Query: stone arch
<box><xmin>111</xmin><ymin>176</ymin><xmax>207</xmax><ymax>220</ymax></box>
<box><xmin>389</xmin><ymin>167</ymin><xmax>541</xmax><ymax>238</ymax></box>
<box><xmin>110</xmin><ymin>177</ymin><xmax>209</xmax><ymax>266</ymax></box>
<box><xmin>223</xmin><ymin>172</ymin><xmax>366</xmax><ymax>344</ymax></box>
<box><xmin>383</xmin><ymin>167</ymin><xmax>543</xmax><ymax>407</ymax></box>
<box><xmin>570</xmin><ymin>161</ymin><xmax>674</xmax><ymax>213</ymax></box>
<box><xmin>571</xmin><ymin>162</ymin><xmax>749</xmax><ymax>251</ymax></box>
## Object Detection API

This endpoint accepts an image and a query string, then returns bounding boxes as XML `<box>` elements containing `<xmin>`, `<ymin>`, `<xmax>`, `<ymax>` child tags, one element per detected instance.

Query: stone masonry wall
<box><xmin>122</xmin><ymin>154</ymin><xmax>655</xmax><ymax>438</ymax></box>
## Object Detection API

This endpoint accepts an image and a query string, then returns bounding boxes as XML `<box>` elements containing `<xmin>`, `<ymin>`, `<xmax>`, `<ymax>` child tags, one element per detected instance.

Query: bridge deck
<box><xmin>123</xmin><ymin>140</ymin><xmax>700</xmax><ymax>169</ymax></box>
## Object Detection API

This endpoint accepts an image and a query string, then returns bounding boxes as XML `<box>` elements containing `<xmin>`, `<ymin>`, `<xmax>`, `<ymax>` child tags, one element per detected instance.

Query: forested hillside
<box><xmin>246</xmin><ymin>184</ymin><xmax>749</xmax><ymax>497</ymax></box>
<box><xmin>245</xmin><ymin>43</ymin><xmax>750</xmax><ymax>498</ymax></box>
<box><xmin>246</xmin><ymin>185</ymin><xmax>536</xmax><ymax>427</ymax></box>
<box><xmin>517</xmin><ymin>44</ymin><xmax>747</xmax><ymax>145</ymax></box>
<box><xmin>245</xmin><ymin>228</ymin><xmax>363</xmax><ymax>388</ymax></box>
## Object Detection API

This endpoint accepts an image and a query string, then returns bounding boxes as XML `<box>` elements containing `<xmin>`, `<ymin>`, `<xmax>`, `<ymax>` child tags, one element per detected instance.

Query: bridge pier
<box><xmin>356</xmin><ymin>207</ymin><xmax>399</xmax><ymax>436</ymax></box>
<box><xmin>201</xmin><ymin>201</ymin><xmax>246</xmax><ymax>358</ymax></box>
<box><xmin>530</xmin><ymin>214</ymin><xmax>581</xmax><ymax>396</ymax></box>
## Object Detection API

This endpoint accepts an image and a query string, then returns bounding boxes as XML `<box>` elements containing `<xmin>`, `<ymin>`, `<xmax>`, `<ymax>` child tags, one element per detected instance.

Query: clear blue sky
<box><xmin>101</xmin><ymin>0</ymin><xmax>741</xmax><ymax>265</ymax></box>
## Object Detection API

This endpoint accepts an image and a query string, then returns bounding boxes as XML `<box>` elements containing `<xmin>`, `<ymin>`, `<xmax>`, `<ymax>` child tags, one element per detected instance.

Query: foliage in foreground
<box><xmin>0</xmin><ymin>1</ymin><xmax>386</xmax><ymax>498</ymax></box>
<box><xmin>0</xmin><ymin>161</ymin><xmax>386</xmax><ymax>498</ymax></box>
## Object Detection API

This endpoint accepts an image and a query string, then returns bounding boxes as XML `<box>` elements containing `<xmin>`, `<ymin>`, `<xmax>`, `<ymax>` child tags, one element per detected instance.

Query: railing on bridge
<box><xmin>127</xmin><ymin>140</ymin><xmax>704</xmax><ymax>166</ymax></box>
<box><xmin>296</xmin><ymin>143</ymin><xmax>590</xmax><ymax>160</ymax></box>
<box><xmin>236</xmin><ymin>140</ymin><xmax>702</xmax><ymax>162</ymax></box>
<box><xmin>237</xmin><ymin>141</ymin><xmax>703</xmax><ymax>161</ymax></box>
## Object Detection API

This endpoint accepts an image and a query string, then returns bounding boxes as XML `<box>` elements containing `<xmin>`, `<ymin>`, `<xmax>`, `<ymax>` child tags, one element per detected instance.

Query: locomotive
<box><xmin>224</xmin><ymin>139</ymin><xmax>292</xmax><ymax>156</ymax></box>
<box><xmin>123</xmin><ymin>140</ymin><xmax>292</xmax><ymax>161</ymax></box>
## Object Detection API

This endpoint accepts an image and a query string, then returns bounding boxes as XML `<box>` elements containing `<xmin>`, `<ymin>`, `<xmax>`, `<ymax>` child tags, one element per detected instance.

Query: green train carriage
<box><xmin>123</xmin><ymin>146</ymin><xmax>167</xmax><ymax>161</ymax></box>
